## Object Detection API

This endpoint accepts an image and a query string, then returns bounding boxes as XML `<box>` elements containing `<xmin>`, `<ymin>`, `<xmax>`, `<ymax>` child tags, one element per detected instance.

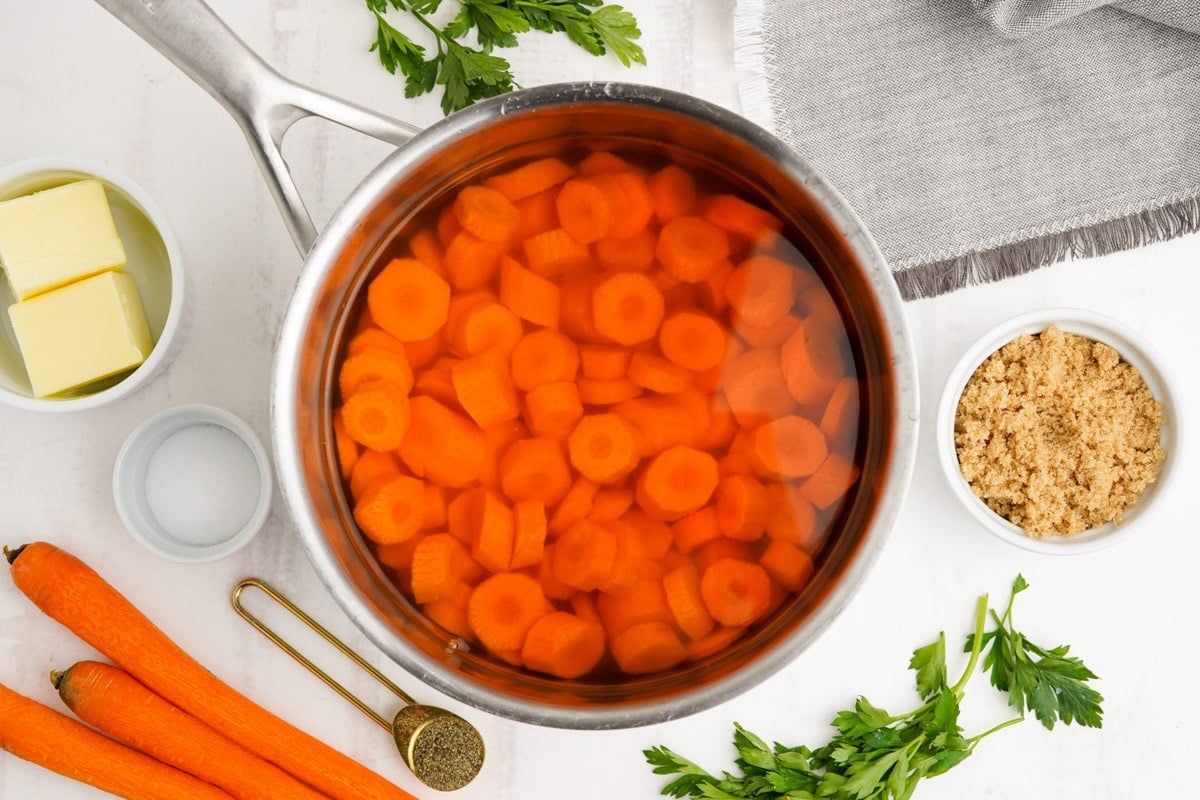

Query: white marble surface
<box><xmin>1</xmin><ymin>1</ymin><xmax>1197</xmax><ymax>798</ymax></box>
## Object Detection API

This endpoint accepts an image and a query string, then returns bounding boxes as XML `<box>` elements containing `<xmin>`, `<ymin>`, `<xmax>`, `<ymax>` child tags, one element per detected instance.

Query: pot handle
<box><xmin>92</xmin><ymin>0</ymin><xmax>420</xmax><ymax>253</ymax></box>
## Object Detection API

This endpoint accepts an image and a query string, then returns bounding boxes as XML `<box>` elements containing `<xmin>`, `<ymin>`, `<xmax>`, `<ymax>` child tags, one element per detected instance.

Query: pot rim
<box><xmin>271</xmin><ymin>81</ymin><xmax>919</xmax><ymax>729</ymax></box>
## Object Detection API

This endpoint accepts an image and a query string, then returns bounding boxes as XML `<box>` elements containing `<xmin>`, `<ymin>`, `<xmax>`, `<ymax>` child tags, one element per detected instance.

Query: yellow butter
<box><xmin>8</xmin><ymin>271</ymin><xmax>153</xmax><ymax>397</ymax></box>
<box><xmin>0</xmin><ymin>179</ymin><xmax>127</xmax><ymax>301</ymax></box>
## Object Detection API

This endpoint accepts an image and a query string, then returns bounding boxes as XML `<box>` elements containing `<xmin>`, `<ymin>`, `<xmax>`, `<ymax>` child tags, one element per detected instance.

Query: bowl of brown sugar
<box><xmin>936</xmin><ymin>307</ymin><xmax>1182</xmax><ymax>554</ymax></box>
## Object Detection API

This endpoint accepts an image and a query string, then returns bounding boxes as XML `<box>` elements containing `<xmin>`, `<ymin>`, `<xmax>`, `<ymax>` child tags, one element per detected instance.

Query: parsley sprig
<box><xmin>645</xmin><ymin>576</ymin><xmax>1103</xmax><ymax>800</ymax></box>
<box><xmin>364</xmin><ymin>0</ymin><xmax>645</xmax><ymax>115</ymax></box>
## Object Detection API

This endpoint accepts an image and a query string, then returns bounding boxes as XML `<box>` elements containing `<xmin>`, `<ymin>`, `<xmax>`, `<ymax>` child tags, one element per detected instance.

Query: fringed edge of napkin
<box><xmin>892</xmin><ymin>192</ymin><xmax>1200</xmax><ymax>300</ymax></box>
<box><xmin>733</xmin><ymin>0</ymin><xmax>776</xmax><ymax>139</ymax></box>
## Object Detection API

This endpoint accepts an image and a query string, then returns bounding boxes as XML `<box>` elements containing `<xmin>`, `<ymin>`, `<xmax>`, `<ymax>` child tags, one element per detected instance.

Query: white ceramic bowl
<box><xmin>0</xmin><ymin>158</ymin><xmax>186</xmax><ymax>411</ymax></box>
<box><xmin>936</xmin><ymin>307</ymin><xmax>1183</xmax><ymax>554</ymax></box>
<box><xmin>113</xmin><ymin>405</ymin><xmax>273</xmax><ymax>563</ymax></box>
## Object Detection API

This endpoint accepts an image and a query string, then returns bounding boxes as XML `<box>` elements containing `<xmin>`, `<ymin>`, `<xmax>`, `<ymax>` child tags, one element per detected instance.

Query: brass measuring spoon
<box><xmin>231</xmin><ymin>578</ymin><xmax>484</xmax><ymax>791</ymax></box>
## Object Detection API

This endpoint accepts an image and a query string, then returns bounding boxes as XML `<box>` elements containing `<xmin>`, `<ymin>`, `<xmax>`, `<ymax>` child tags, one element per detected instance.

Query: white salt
<box><xmin>144</xmin><ymin>422</ymin><xmax>261</xmax><ymax>546</ymax></box>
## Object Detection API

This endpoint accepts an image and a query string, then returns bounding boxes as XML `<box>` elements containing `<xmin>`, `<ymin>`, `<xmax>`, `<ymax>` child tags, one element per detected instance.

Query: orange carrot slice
<box><xmin>658</xmin><ymin>311</ymin><xmax>730</xmax><ymax>372</ymax></box>
<box><xmin>467</xmin><ymin>572</ymin><xmax>553</xmax><ymax>653</ymax></box>
<box><xmin>513</xmin><ymin>188</ymin><xmax>561</xmax><ymax>241</ymax></box>
<box><xmin>596</xmin><ymin>229</ymin><xmax>658</xmax><ymax>272</ymax></box>
<box><xmin>657</xmin><ymin>216</ymin><xmax>731</xmax><ymax>282</ymax></box>
<box><xmin>478</xmin><ymin>420</ymin><xmax>528</xmax><ymax>492</ymax></box>
<box><xmin>699</xmin><ymin>558</ymin><xmax>772</xmax><ymax>627</ymax></box>
<box><xmin>578</xmin><ymin>151</ymin><xmax>635</xmax><ymax>175</ymax></box>
<box><xmin>523</xmin><ymin>380</ymin><xmax>584</xmax><ymax>438</ymax></box>
<box><xmin>613</xmin><ymin>396</ymin><xmax>696</xmax><ymax>456</ymax></box>
<box><xmin>348</xmin><ymin>449</ymin><xmax>401</xmax><ymax>499</ymax></box>
<box><xmin>703</xmin><ymin>194</ymin><xmax>783</xmax><ymax>242</ymax></box>
<box><xmin>445</xmin><ymin>300</ymin><xmax>523</xmax><ymax>358</ymax></box>
<box><xmin>647</xmin><ymin>163</ymin><xmax>698</xmax><ymax>224</ymax></box>
<box><xmin>765</xmin><ymin>482</ymin><xmax>820</xmax><ymax>550</ymax></box>
<box><xmin>547</xmin><ymin>477</ymin><xmax>599</xmax><ymax>536</ymax></box>
<box><xmin>510</xmin><ymin>500</ymin><xmax>548</xmax><ymax>570</ymax></box>
<box><xmin>552</xmin><ymin>519</ymin><xmax>618</xmax><ymax>592</ymax></box>
<box><xmin>722</xmin><ymin>347</ymin><xmax>795</xmax><ymax>428</ymax></box>
<box><xmin>407</xmin><ymin>228</ymin><xmax>444</xmax><ymax>273</ymax></box>
<box><xmin>498</xmin><ymin>437</ymin><xmax>572</xmax><ymax>506</ymax></box>
<box><xmin>819</xmin><ymin>377</ymin><xmax>860</xmax><ymax>445</ymax></box>
<box><xmin>799</xmin><ymin>452</ymin><xmax>861</xmax><ymax>510</ymax></box>
<box><xmin>623</xmin><ymin>511</ymin><xmax>674</xmax><ymax>559</ymax></box>
<box><xmin>671</xmin><ymin>506</ymin><xmax>722</xmax><ymax>553</ymax></box>
<box><xmin>579</xmin><ymin>345</ymin><xmax>633</xmax><ymax>380</ymax></box>
<box><xmin>452</xmin><ymin>354</ymin><xmax>521</xmax><ymax>427</ymax></box>
<box><xmin>627</xmin><ymin>352</ymin><xmax>693</xmax><ymax>394</ymax></box>
<box><xmin>367</xmin><ymin>258</ymin><xmax>451</xmax><ymax>342</ymax></box>
<box><xmin>724</xmin><ymin>254</ymin><xmax>795</xmax><ymax>329</ymax></box>
<box><xmin>780</xmin><ymin>316</ymin><xmax>844</xmax><ymax>406</ymax></box>
<box><xmin>567</xmin><ymin>413</ymin><xmax>641</xmax><ymax>484</ymax></box>
<box><xmin>485</xmin><ymin>156</ymin><xmax>575</xmax><ymax>201</ymax></box>
<box><xmin>453</xmin><ymin>185</ymin><xmax>519</xmax><ymax>243</ymax></box>
<box><xmin>535</xmin><ymin>543</ymin><xmax>579</xmax><ymax>601</ymax></box>
<box><xmin>595</xmin><ymin>171</ymin><xmax>656</xmax><ymax>238</ymax></box>
<box><xmin>595</xmin><ymin>562</ymin><xmax>670</xmax><ymax>636</ymax></box>
<box><xmin>591</xmin><ymin>271</ymin><xmax>665</xmax><ymax>346</ymax></box>
<box><xmin>715</xmin><ymin>474</ymin><xmax>769</xmax><ymax>541</ymax></box>
<box><xmin>662</xmin><ymin>562</ymin><xmax>715</xmax><ymax>641</ymax></box>
<box><xmin>510</xmin><ymin>329</ymin><xmax>580</xmax><ymax>391</ymax></box>
<box><xmin>471</xmin><ymin>489</ymin><xmax>515</xmax><ymax>574</ymax></box>
<box><xmin>556</xmin><ymin>178</ymin><xmax>615</xmax><ymax>243</ymax></box>
<box><xmin>397</xmin><ymin>395</ymin><xmax>486</xmax><ymax>488</ymax></box>
<box><xmin>353</xmin><ymin>475</ymin><xmax>425</xmax><ymax>545</ymax></box>
<box><xmin>636</xmin><ymin>446</ymin><xmax>720</xmax><ymax>521</ymax></box>
<box><xmin>346</xmin><ymin>327</ymin><xmax>408</xmax><ymax>358</ymax></box>
<box><xmin>610</xmin><ymin>620</ymin><xmax>687</xmax><ymax>675</ymax></box>
<box><xmin>333</xmin><ymin>411</ymin><xmax>359</xmax><ymax>478</ymax></box>
<box><xmin>410</xmin><ymin>533</ymin><xmax>469</xmax><ymax>603</ymax></box>
<box><xmin>750</xmin><ymin>415</ymin><xmax>828</xmax><ymax>479</ymax></box>
<box><xmin>588</xmin><ymin>488</ymin><xmax>635</xmax><ymax>520</ymax></box>
<box><xmin>341</xmin><ymin>381</ymin><xmax>411</xmax><ymax>452</ymax></box>
<box><xmin>499</xmin><ymin>256</ymin><xmax>561</xmax><ymax>328</ymax></box>
<box><xmin>443</xmin><ymin>232</ymin><xmax>506</xmax><ymax>291</ymax></box>
<box><xmin>520</xmin><ymin>612</ymin><xmax>606</xmax><ymax>679</ymax></box>
<box><xmin>522</xmin><ymin>227</ymin><xmax>592</xmax><ymax>276</ymax></box>
<box><xmin>759</xmin><ymin>540</ymin><xmax>815</xmax><ymax>592</ymax></box>
<box><xmin>598</xmin><ymin>520</ymin><xmax>647</xmax><ymax>594</ymax></box>
<box><xmin>733</xmin><ymin>312</ymin><xmax>801</xmax><ymax>349</ymax></box>
<box><xmin>576</xmin><ymin>377</ymin><xmax>643</xmax><ymax>406</ymax></box>
<box><xmin>686</xmin><ymin>625</ymin><xmax>747</xmax><ymax>661</ymax></box>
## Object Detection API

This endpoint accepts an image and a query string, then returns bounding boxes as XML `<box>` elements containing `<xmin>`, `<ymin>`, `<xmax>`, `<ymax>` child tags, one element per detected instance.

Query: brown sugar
<box><xmin>954</xmin><ymin>325</ymin><xmax>1165</xmax><ymax>538</ymax></box>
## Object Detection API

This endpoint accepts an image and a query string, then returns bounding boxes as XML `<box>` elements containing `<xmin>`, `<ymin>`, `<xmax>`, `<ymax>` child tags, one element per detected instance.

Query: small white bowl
<box><xmin>0</xmin><ymin>158</ymin><xmax>186</xmax><ymax>412</ymax></box>
<box><xmin>113</xmin><ymin>405</ymin><xmax>273</xmax><ymax>563</ymax></box>
<box><xmin>936</xmin><ymin>307</ymin><xmax>1183</xmax><ymax>554</ymax></box>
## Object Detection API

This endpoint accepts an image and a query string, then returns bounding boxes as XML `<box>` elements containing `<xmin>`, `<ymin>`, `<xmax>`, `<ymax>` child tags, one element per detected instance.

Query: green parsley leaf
<box><xmin>909</xmin><ymin>632</ymin><xmax>946</xmax><ymax>700</ymax></box>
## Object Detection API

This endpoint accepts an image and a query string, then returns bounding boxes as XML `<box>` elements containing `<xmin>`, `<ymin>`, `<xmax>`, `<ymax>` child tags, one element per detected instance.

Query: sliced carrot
<box><xmin>599</xmin><ymin>520</ymin><xmax>647</xmax><ymax>594</ymax></box>
<box><xmin>733</xmin><ymin>312</ymin><xmax>802</xmax><ymax>349</ymax></box>
<box><xmin>467</xmin><ymin>572</ymin><xmax>553</xmax><ymax>653</ymax></box>
<box><xmin>700</xmin><ymin>558</ymin><xmax>773</xmax><ymax>627</ymax></box>
<box><xmin>471</xmin><ymin>490</ymin><xmax>515</xmax><ymax>573</ymax></box>
<box><xmin>445</xmin><ymin>300</ymin><xmax>523</xmax><ymax>358</ymax></box>
<box><xmin>402</xmin><ymin>329</ymin><xmax>443</xmax><ymax>371</ymax></box>
<box><xmin>696</xmin><ymin>393</ymin><xmax>739</xmax><ymax>452</ymax></box>
<box><xmin>765</xmin><ymin>481</ymin><xmax>820</xmax><ymax>550</ymax></box>
<box><xmin>552</xmin><ymin>519</ymin><xmax>618</xmax><ymax>592</ymax></box>
<box><xmin>588</xmin><ymin>488</ymin><xmax>635</xmax><ymax>520</ymax></box>
<box><xmin>535</xmin><ymin>543</ymin><xmax>579</xmax><ymax>600</ymax></box>
<box><xmin>556</xmin><ymin>178</ymin><xmax>615</xmax><ymax>243</ymax></box>
<box><xmin>442</xmin><ymin>231</ymin><xmax>506</xmax><ymax>291</ymax></box>
<box><xmin>512</xmin><ymin>188</ymin><xmax>561</xmax><ymax>240</ymax></box>
<box><xmin>454</xmin><ymin>185</ymin><xmax>519</xmax><ymax>243</ymax></box>
<box><xmin>715</xmin><ymin>474</ymin><xmax>769</xmax><ymax>541</ymax></box>
<box><xmin>658</xmin><ymin>311</ymin><xmax>730</xmax><ymax>372</ymax></box>
<box><xmin>567</xmin><ymin>413</ymin><xmax>640</xmax><ymax>483</ymax></box>
<box><xmin>424</xmin><ymin>596</ymin><xmax>473</xmax><ymax>640</ymax></box>
<box><xmin>436</xmin><ymin>204</ymin><xmax>461</xmax><ymax>246</ymax></box>
<box><xmin>697</xmin><ymin>259</ymin><xmax>735</xmax><ymax>315</ymax></box>
<box><xmin>686</xmin><ymin>625</ymin><xmax>747</xmax><ymax>661</ymax></box>
<box><xmin>520</xmin><ymin>611</ymin><xmax>606</xmax><ymax>679</ymax></box>
<box><xmin>671</xmin><ymin>506</ymin><xmax>722</xmax><ymax>553</ymax></box>
<box><xmin>717</xmin><ymin>448</ymin><xmax>755</xmax><ymax>478</ymax></box>
<box><xmin>346</xmin><ymin>326</ymin><xmax>408</xmax><ymax>358</ymax></box>
<box><xmin>499</xmin><ymin>255</ymin><xmax>561</xmax><ymax>328</ymax></box>
<box><xmin>657</xmin><ymin>216</ymin><xmax>731</xmax><ymax>282</ymax></box>
<box><xmin>376</xmin><ymin>536</ymin><xmax>421</xmax><ymax>572</ymax></box>
<box><xmin>722</xmin><ymin>347</ymin><xmax>795</xmax><ymax>427</ymax></box>
<box><xmin>422</xmin><ymin>481</ymin><xmax>449</xmax><ymax>529</ymax></box>
<box><xmin>724</xmin><ymin>254</ymin><xmax>795</xmax><ymax>329</ymax></box>
<box><xmin>568</xmin><ymin>591</ymin><xmax>601</xmax><ymax>624</ymax></box>
<box><xmin>704</xmin><ymin>193</ymin><xmax>783</xmax><ymax>242</ymax></box>
<box><xmin>674</xmin><ymin>389</ymin><xmax>713</xmax><ymax>441</ymax></box>
<box><xmin>578</xmin><ymin>151</ymin><xmax>635</xmax><ymax>175</ymax></box>
<box><xmin>546</xmin><ymin>476</ymin><xmax>599</xmax><ymax>536</ymax></box>
<box><xmin>407</xmin><ymin>227</ymin><xmax>444</xmax><ymax>273</ymax></box>
<box><xmin>800</xmin><ymin>451</ymin><xmax>861</xmax><ymax>510</ymax></box>
<box><xmin>595</xmin><ymin>228</ymin><xmax>658</xmax><ymax>272</ymax></box>
<box><xmin>648</xmin><ymin>163</ymin><xmax>698</xmax><ymax>224</ymax></box>
<box><xmin>819</xmin><ymin>378</ymin><xmax>860</xmax><ymax>445</ymax></box>
<box><xmin>576</xmin><ymin>376</ymin><xmax>643</xmax><ymax>405</ymax></box>
<box><xmin>662</xmin><ymin>562</ymin><xmax>715</xmax><ymax>641</ymax></box>
<box><xmin>636</xmin><ymin>446</ymin><xmax>720</xmax><ymax>521</ymax></box>
<box><xmin>341</xmin><ymin>381</ymin><xmax>411</xmax><ymax>452</ymax></box>
<box><xmin>411</xmin><ymin>533</ymin><xmax>469</xmax><ymax>603</ymax></box>
<box><xmin>498</xmin><ymin>437</ymin><xmax>572</xmax><ymax>505</ymax></box>
<box><xmin>397</xmin><ymin>395</ymin><xmax>486</xmax><ymax>488</ymax></box>
<box><xmin>579</xmin><ymin>344</ymin><xmax>633</xmax><ymax>379</ymax></box>
<box><xmin>522</xmin><ymin>227</ymin><xmax>592</xmax><ymax>276</ymax></box>
<box><xmin>623</xmin><ymin>510</ymin><xmax>674</xmax><ymax>559</ymax></box>
<box><xmin>486</xmin><ymin>156</ymin><xmax>575</xmax><ymax>200</ymax></box>
<box><xmin>446</xmin><ymin>486</ymin><xmax>484</xmax><ymax>544</ymax></box>
<box><xmin>510</xmin><ymin>500</ymin><xmax>548</xmax><ymax>570</ymax></box>
<box><xmin>759</xmin><ymin>540</ymin><xmax>815</xmax><ymax>592</ymax></box>
<box><xmin>353</xmin><ymin>475</ymin><xmax>426</xmax><ymax>545</ymax></box>
<box><xmin>557</xmin><ymin>274</ymin><xmax>605</xmax><ymax>342</ymax></box>
<box><xmin>591</xmin><ymin>271</ymin><xmax>665</xmax><ymax>346</ymax></box>
<box><xmin>595</xmin><ymin>171</ymin><xmax>656</xmax><ymax>238</ymax></box>
<box><xmin>614</xmin><ymin>396</ymin><xmax>697</xmax><ymax>456</ymax></box>
<box><xmin>333</xmin><ymin>410</ymin><xmax>359</xmax><ymax>478</ymax></box>
<box><xmin>780</xmin><ymin>316</ymin><xmax>844</xmax><ymax>406</ymax></box>
<box><xmin>661</xmin><ymin>281</ymin><xmax>701</xmax><ymax>311</ymax></box>
<box><xmin>367</xmin><ymin>258</ymin><xmax>451</xmax><ymax>342</ymax></box>
<box><xmin>479</xmin><ymin>420</ymin><xmax>528</xmax><ymax>492</ymax></box>
<box><xmin>627</xmin><ymin>352</ymin><xmax>694</xmax><ymax>394</ymax></box>
<box><xmin>595</xmin><ymin>562</ymin><xmax>670</xmax><ymax>636</ymax></box>
<box><xmin>411</xmin><ymin>357</ymin><xmax>460</xmax><ymax>409</ymax></box>
<box><xmin>510</xmin><ymin>328</ymin><xmax>581</xmax><ymax>391</ymax></box>
<box><xmin>523</xmin><ymin>380</ymin><xmax>584</xmax><ymax>438</ymax></box>
<box><xmin>452</xmin><ymin>353</ymin><xmax>521</xmax><ymax>427</ymax></box>
<box><xmin>750</xmin><ymin>415</ymin><xmax>829</xmax><ymax>479</ymax></box>
<box><xmin>797</xmin><ymin>283</ymin><xmax>842</xmax><ymax>325</ymax></box>
<box><xmin>348</xmin><ymin>449</ymin><xmax>402</xmax><ymax>499</ymax></box>
<box><xmin>696</xmin><ymin>538</ymin><xmax>754</xmax><ymax>573</ymax></box>
<box><xmin>610</xmin><ymin>620</ymin><xmax>687</xmax><ymax>675</ymax></box>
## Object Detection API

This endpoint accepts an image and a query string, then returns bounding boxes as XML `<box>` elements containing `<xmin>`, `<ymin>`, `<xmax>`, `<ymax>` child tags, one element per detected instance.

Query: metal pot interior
<box><xmin>274</xmin><ymin>84</ymin><xmax>912</xmax><ymax>729</ymax></box>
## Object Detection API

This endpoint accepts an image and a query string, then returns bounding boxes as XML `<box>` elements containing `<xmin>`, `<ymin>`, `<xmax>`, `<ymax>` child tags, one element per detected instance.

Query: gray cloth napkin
<box><xmin>734</xmin><ymin>0</ymin><xmax>1200</xmax><ymax>299</ymax></box>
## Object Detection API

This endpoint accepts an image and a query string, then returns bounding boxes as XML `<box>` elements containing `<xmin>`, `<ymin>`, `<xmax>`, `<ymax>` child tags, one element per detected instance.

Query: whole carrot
<box><xmin>54</xmin><ymin>660</ymin><xmax>332</xmax><ymax>800</ymax></box>
<box><xmin>5</xmin><ymin>542</ymin><xmax>416</xmax><ymax>800</ymax></box>
<box><xmin>0</xmin><ymin>680</ymin><xmax>234</xmax><ymax>800</ymax></box>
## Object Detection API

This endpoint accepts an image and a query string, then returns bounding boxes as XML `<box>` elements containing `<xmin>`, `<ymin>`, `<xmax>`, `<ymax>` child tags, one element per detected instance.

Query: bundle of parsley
<box><xmin>363</xmin><ymin>0</ymin><xmax>645</xmax><ymax>114</ymax></box>
<box><xmin>646</xmin><ymin>576</ymin><xmax>1104</xmax><ymax>800</ymax></box>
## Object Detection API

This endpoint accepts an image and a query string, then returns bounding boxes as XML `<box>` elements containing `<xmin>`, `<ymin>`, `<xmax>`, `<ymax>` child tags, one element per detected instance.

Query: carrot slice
<box><xmin>750</xmin><ymin>415</ymin><xmax>829</xmax><ymax>479</ymax></box>
<box><xmin>452</xmin><ymin>354</ymin><xmax>521</xmax><ymax>427</ymax></box>
<box><xmin>699</xmin><ymin>557</ymin><xmax>773</xmax><ymax>627</ymax></box>
<box><xmin>397</xmin><ymin>395</ymin><xmax>486</xmax><ymax>488</ymax></box>
<box><xmin>578</xmin><ymin>151</ymin><xmax>635</xmax><ymax>175</ymax></box>
<box><xmin>510</xmin><ymin>499</ymin><xmax>548</xmax><ymax>570</ymax></box>
<box><xmin>671</xmin><ymin>506</ymin><xmax>722</xmax><ymax>553</ymax></box>
<box><xmin>341</xmin><ymin>381</ymin><xmax>411</xmax><ymax>452</ymax></box>
<box><xmin>610</xmin><ymin>620</ymin><xmax>687</xmax><ymax>675</ymax></box>
<box><xmin>467</xmin><ymin>572</ymin><xmax>553</xmax><ymax>653</ymax></box>
<box><xmin>333</xmin><ymin>410</ymin><xmax>359</xmax><ymax>478</ymax></box>
<box><xmin>348</xmin><ymin>449</ymin><xmax>401</xmax><ymax>499</ymax></box>
<box><xmin>595</xmin><ymin>171</ymin><xmax>656</xmax><ymax>238</ymax></box>
<box><xmin>704</xmin><ymin>193</ymin><xmax>783</xmax><ymax>242</ymax></box>
<box><xmin>598</xmin><ymin>519</ymin><xmax>647</xmax><ymax>594</ymax></box>
<box><xmin>535</xmin><ymin>543</ymin><xmax>579</xmax><ymax>600</ymax></box>
<box><xmin>421</xmin><ymin>482</ymin><xmax>449</xmax><ymax>530</ymax></box>
<box><xmin>800</xmin><ymin>451</ymin><xmax>861</xmax><ymax>510</ymax></box>
<box><xmin>499</xmin><ymin>255</ymin><xmax>561</xmax><ymax>328</ymax></box>
<box><xmin>797</xmin><ymin>283</ymin><xmax>842</xmax><ymax>324</ymax></box>
<box><xmin>658</xmin><ymin>311</ymin><xmax>730</xmax><ymax>372</ymax></box>
<box><xmin>367</xmin><ymin>258</ymin><xmax>451</xmax><ymax>342</ymax></box>
<box><xmin>697</xmin><ymin>259</ymin><xmax>735</xmax><ymax>315</ymax></box>
<box><xmin>657</xmin><ymin>216</ymin><xmax>731</xmax><ymax>282</ymax></box>
<box><xmin>411</xmin><ymin>533</ymin><xmax>470</xmax><ymax>603</ymax></box>
<box><xmin>454</xmin><ymin>185</ymin><xmax>519</xmax><ymax>243</ymax></box>
<box><xmin>715</xmin><ymin>474</ymin><xmax>769</xmax><ymax>541</ymax></box>
<box><xmin>407</xmin><ymin>228</ymin><xmax>444</xmax><ymax>273</ymax></box>
<box><xmin>471</xmin><ymin>490</ymin><xmax>515</xmax><ymax>573</ymax></box>
<box><xmin>411</xmin><ymin>357</ymin><xmax>461</xmax><ymax>409</ymax></box>
<box><xmin>595</xmin><ymin>562</ymin><xmax>670</xmax><ymax>636</ymax></box>
<box><xmin>353</xmin><ymin>475</ymin><xmax>426</xmax><ymax>545</ymax></box>
<box><xmin>522</xmin><ymin>227</ymin><xmax>592</xmax><ymax>276</ymax></box>
<box><xmin>479</xmin><ymin>420</ymin><xmax>528</xmax><ymax>492</ymax></box>
<box><xmin>636</xmin><ymin>446</ymin><xmax>720</xmax><ymax>521</ymax></box>
<box><xmin>498</xmin><ymin>437</ymin><xmax>572</xmax><ymax>505</ymax></box>
<box><xmin>512</xmin><ymin>188</ymin><xmax>561</xmax><ymax>240</ymax></box>
<box><xmin>733</xmin><ymin>312</ymin><xmax>802</xmax><ymax>349</ymax></box>
<box><xmin>686</xmin><ymin>625</ymin><xmax>747</xmax><ymax>661</ymax></box>
<box><xmin>759</xmin><ymin>540</ymin><xmax>815</xmax><ymax>592</ymax></box>
<box><xmin>510</xmin><ymin>328</ymin><xmax>581</xmax><ymax>391</ymax></box>
<box><xmin>627</xmin><ymin>352</ymin><xmax>694</xmax><ymax>394</ymax></box>
<box><xmin>623</xmin><ymin>510</ymin><xmax>674</xmax><ymax>559</ymax></box>
<box><xmin>696</xmin><ymin>393</ymin><xmax>739</xmax><ymax>452</ymax></box>
<box><xmin>722</xmin><ymin>347</ymin><xmax>795</xmax><ymax>427</ymax></box>
<box><xmin>546</xmin><ymin>476</ymin><xmax>599</xmax><ymax>535</ymax></box>
<box><xmin>579</xmin><ymin>344</ymin><xmax>633</xmax><ymax>379</ymax></box>
<box><xmin>662</xmin><ymin>562</ymin><xmax>716</xmax><ymax>641</ymax></box>
<box><xmin>724</xmin><ymin>254</ymin><xmax>795</xmax><ymax>329</ymax></box>
<box><xmin>402</xmin><ymin>329</ymin><xmax>443</xmax><ymax>371</ymax></box>
<box><xmin>781</xmin><ymin>316</ymin><xmax>845</xmax><ymax>406</ymax></box>
<box><xmin>445</xmin><ymin>300</ymin><xmax>523</xmax><ymax>358</ymax></box>
<box><xmin>765</xmin><ymin>481</ymin><xmax>820</xmax><ymax>550</ymax></box>
<box><xmin>591</xmin><ymin>271</ymin><xmax>666</xmax><ymax>346</ymax></box>
<box><xmin>346</xmin><ymin>326</ymin><xmax>408</xmax><ymax>358</ymax></box>
<box><xmin>613</xmin><ymin>396</ymin><xmax>696</xmax><ymax>456</ymax></box>
<box><xmin>569</xmin><ymin>591</ymin><xmax>601</xmax><ymax>623</ymax></box>
<box><xmin>647</xmin><ymin>163</ymin><xmax>698</xmax><ymax>224</ymax></box>
<box><xmin>424</xmin><ymin>596</ymin><xmax>473</xmax><ymax>639</ymax></box>
<box><xmin>446</xmin><ymin>486</ymin><xmax>484</xmax><ymax>544</ymax></box>
<box><xmin>589</xmin><ymin>488</ymin><xmax>635</xmax><ymax>520</ymax></box>
<box><xmin>486</xmin><ymin>156</ymin><xmax>575</xmax><ymax>200</ymax></box>
<box><xmin>523</xmin><ymin>380</ymin><xmax>585</xmax><ymax>438</ymax></box>
<box><xmin>558</xmin><ymin>273</ymin><xmax>605</xmax><ymax>343</ymax></box>
<box><xmin>556</xmin><ymin>178</ymin><xmax>615</xmax><ymax>243</ymax></box>
<box><xmin>520</xmin><ymin>611</ymin><xmax>606</xmax><ymax>679</ymax></box>
<box><xmin>436</xmin><ymin>205</ymin><xmax>461</xmax><ymax>246</ymax></box>
<box><xmin>595</xmin><ymin>228</ymin><xmax>658</xmax><ymax>272</ymax></box>
<box><xmin>819</xmin><ymin>377</ymin><xmax>860</xmax><ymax>445</ymax></box>
<box><xmin>577</xmin><ymin>376</ymin><xmax>643</xmax><ymax>406</ymax></box>
<box><xmin>376</xmin><ymin>536</ymin><xmax>421</xmax><ymax>572</ymax></box>
<box><xmin>552</xmin><ymin>519</ymin><xmax>618</xmax><ymax>592</ymax></box>
<box><xmin>567</xmin><ymin>412</ymin><xmax>640</xmax><ymax>483</ymax></box>
<box><xmin>443</xmin><ymin>231</ymin><xmax>506</xmax><ymax>291</ymax></box>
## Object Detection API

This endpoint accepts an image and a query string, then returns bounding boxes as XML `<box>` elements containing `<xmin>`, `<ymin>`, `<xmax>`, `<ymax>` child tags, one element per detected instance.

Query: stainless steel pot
<box><xmin>97</xmin><ymin>0</ymin><xmax>919</xmax><ymax>729</ymax></box>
